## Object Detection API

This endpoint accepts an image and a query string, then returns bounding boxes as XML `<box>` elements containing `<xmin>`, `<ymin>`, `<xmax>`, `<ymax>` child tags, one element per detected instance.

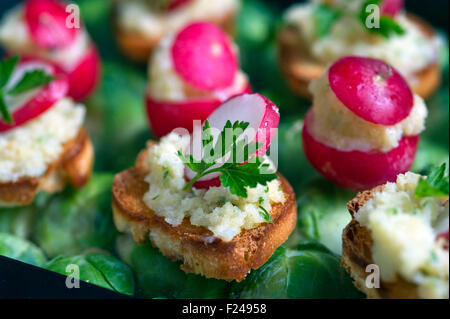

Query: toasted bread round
<box><xmin>278</xmin><ymin>14</ymin><xmax>441</xmax><ymax>100</ymax></box>
<box><xmin>0</xmin><ymin>128</ymin><xmax>94</xmax><ymax>207</ymax></box>
<box><xmin>341</xmin><ymin>186</ymin><xmax>423</xmax><ymax>299</ymax></box>
<box><xmin>112</xmin><ymin>5</ymin><xmax>236</xmax><ymax>63</ymax></box>
<box><xmin>112</xmin><ymin>144</ymin><xmax>297</xmax><ymax>282</ymax></box>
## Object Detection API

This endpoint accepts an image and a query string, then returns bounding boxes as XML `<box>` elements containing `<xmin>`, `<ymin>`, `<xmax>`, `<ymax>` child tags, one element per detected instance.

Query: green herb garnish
<box><xmin>259</xmin><ymin>206</ymin><xmax>272</xmax><ymax>223</ymax></box>
<box><xmin>177</xmin><ymin>120</ymin><xmax>278</xmax><ymax>198</ymax></box>
<box><xmin>313</xmin><ymin>4</ymin><xmax>341</xmax><ymax>37</ymax></box>
<box><xmin>0</xmin><ymin>55</ymin><xmax>55</xmax><ymax>125</ymax></box>
<box><xmin>416</xmin><ymin>163</ymin><xmax>449</xmax><ymax>198</ymax></box>
<box><xmin>360</xmin><ymin>0</ymin><xmax>405</xmax><ymax>38</ymax></box>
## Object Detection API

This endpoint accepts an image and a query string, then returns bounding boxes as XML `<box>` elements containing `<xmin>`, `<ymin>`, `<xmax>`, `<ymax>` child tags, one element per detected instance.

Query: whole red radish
<box><xmin>381</xmin><ymin>0</ymin><xmax>404</xmax><ymax>17</ymax></box>
<box><xmin>171</xmin><ymin>22</ymin><xmax>238</xmax><ymax>91</ymax></box>
<box><xmin>24</xmin><ymin>0</ymin><xmax>79</xmax><ymax>50</ymax></box>
<box><xmin>185</xmin><ymin>93</ymin><xmax>280</xmax><ymax>189</ymax></box>
<box><xmin>0</xmin><ymin>59</ymin><xmax>68</xmax><ymax>132</ymax></box>
<box><xmin>146</xmin><ymin>84</ymin><xmax>251</xmax><ymax>138</ymax></box>
<box><xmin>302</xmin><ymin>110</ymin><xmax>418</xmax><ymax>191</ymax></box>
<box><xmin>329</xmin><ymin>56</ymin><xmax>413</xmax><ymax>126</ymax></box>
<box><xmin>66</xmin><ymin>45</ymin><xmax>101</xmax><ymax>101</ymax></box>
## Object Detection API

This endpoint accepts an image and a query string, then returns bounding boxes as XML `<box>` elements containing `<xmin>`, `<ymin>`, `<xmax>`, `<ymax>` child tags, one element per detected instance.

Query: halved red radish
<box><xmin>146</xmin><ymin>84</ymin><xmax>251</xmax><ymax>138</ymax></box>
<box><xmin>0</xmin><ymin>59</ymin><xmax>68</xmax><ymax>132</ymax></box>
<box><xmin>381</xmin><ymin>0</ymin><xmax>404</xmax><ymax>17</ymax></box>
<box><xmin>168</xmin><ymin>0</ymin><xmax>193</xmax><ymax>11</ymax></box>
<box><xmin>328</xmin><ymin>56</ymin><xmax>414</xmax><ymax>126</ymax></box>
<box><xmin>66</xmin><ymin>45</ymin><xmax>101</xmax><ymax>101</ymax></box>
<box><xmin>24</xmin><ymin>0</ymin><xmax>79</xmax><ymax>50</ymax></box>
<box><xmin>302</xmin><ymin>110</ymin><xmax>418</xmax><ymax>191</ymax></box>
<box><xmin>184</xmin><ymin>93</ymin><xmax>280</xmax><ymax>189</ymax></box>
<box><xmin>171</xmin><ymin>22</ymin><xmax>238</xmax><ymax>91</ymax></box>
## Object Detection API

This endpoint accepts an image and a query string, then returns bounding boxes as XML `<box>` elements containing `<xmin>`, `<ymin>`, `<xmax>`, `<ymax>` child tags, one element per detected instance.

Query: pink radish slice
<box><xmin>328</xmin><ymin>56</ymin><xmax>414</xmax><ymax>126</ymax></box>
<box><xmin>168</xmin><ymin>0</ymin><xmax>192</xmax><ymax>11</ymax></box>
<box><xmin>185</xmin><ymin>93</ymin><xmax>280</xmax><ymax>189</ymax></box>
<box><xmin>24</xmin><ymin>0</ymin><xmax>79</xmax><ymax>49</ymax></box>
<box><xmin>66</xmin><ymin>45</ymin><xmax>101</xmax><ymax>101</ymax></box>
<box><xmin>146</xmin><ymin>83</ymin><xmax>251</xmax><ymax>138</ymax></box>
<box><xmin>171</xmin><ymin>22</ymin><xmax>238</xmax><ymax>91</ymax></box>
<box><xmin>381</xmin><ymin>0</ymin><xmax>404</xmax><ymax>17</ymax></box>
<box><xmin>0</xmin><ymin>59</ymin><xmax>68</xmax><ymax>132</ymax></box>
<box><xmin>302</xmin><ymin>110</ymin><xmax>418</xmax><ymax>191</ymax></box>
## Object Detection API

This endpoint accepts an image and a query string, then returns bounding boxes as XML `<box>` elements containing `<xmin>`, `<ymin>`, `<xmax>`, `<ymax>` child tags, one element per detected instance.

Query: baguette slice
<box><xmin>0</xmin><ymin>128</ymin><xmax>94</xmax><ymax>207</ymax></box>
<box><xmin>278</xmin><ymin>14</ymin><xmax>441</xmax><ymax>100</ymax></box>
<box><xmin>341</xmin><ymin>186</ymin><xmax>422</xmax><ymax>299</ymax></box>
<box><xmin>112</xmin><ymin>5</ymin><xmax>236</xmax><ymax>63</ymax></box>
<box><xmin>112</xmin><ymin>143</ymin><xmax>297</xmax><ymax>282</ymax></box>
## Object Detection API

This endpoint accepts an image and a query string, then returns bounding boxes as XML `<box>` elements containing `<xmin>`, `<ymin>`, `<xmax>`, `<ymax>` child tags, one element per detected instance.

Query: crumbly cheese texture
<box><xmin>284</xmin><ymin>2</ymin><xmax>440</xmax><ymax>80</ymax></box>
<box><xmin>0</xmin><ymin>98</ymin><xmax>85</xmax><ymax>182</ymax></box>
<box><xmin>116</xmin><ymin>0</ymin><xmax>239</xmax><ymax>38</ymax></box>
<box><xmin>148</xmin><ymin>34</ymin><xmax>248</xmax><ymax>101</ymax></box>
<box><xmin>355</xmin><ymin>172</ymin><xmax>449</xmax><ymax>299</ymax></box>
<box><xmin>0</xmin><ymin>5</ymin><xmax>89</xmax><ymax>69</ymax></box>
<box><xmin>142</xmin><ymin>133</ymin><xmax>286</xmax><ymax>242</ymax></box>
<box><xmin>308</xmin><ymin>70</ymin><xmax>427</xmax><ymax>152</ymax></box>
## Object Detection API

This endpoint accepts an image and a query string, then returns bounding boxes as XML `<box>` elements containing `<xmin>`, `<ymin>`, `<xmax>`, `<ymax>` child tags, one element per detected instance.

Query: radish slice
<box><xmin>302</xmin><ymin>110</ymin><xmax>418</xmax><ymax>191</ymax></box>
<box><xmin>171</xmin><ymin>22</ymin><xmax>238</xmax><ymax>91</ymax></box>
<box><xmin>66</xmin><ymin>45</ymin><xmax>101</xmax><ymax>101</ymax></box>
<box><xmin>24</xmin><ymin>0</ymin><xmax>79</xmax><ymax>49</ymax></box>
<box><xmin>0</xmin><ymin>59</ymin><xmax>68</xmax><ymax>132</ymax></box>
<box><xmin>437</xmin><ymin>230</ymin><xmax>449</xmax><ymax>250</ymax></box>
<box><xmin>168</xmin><ymin>0</ymin><xmax>192</xmax><ymax>11</ymax></box>
<box><xmin>146</xmin><ymin>84</ymin><xmax>251</xmax><ymax>138</ymax></box>
<box><xmin>381</xmin><ymin>0</ymin><xmax>404</xmax><ymax>17</ymax></box>
<box><xmin>184</xmin><ymin>93</ymin><xmax>280</xmax><ymax>189</ymax></box>
<box><xmin>328</xmin><ymin>56</ymin><xmax>414</xmax><ymax>126</ymax></box>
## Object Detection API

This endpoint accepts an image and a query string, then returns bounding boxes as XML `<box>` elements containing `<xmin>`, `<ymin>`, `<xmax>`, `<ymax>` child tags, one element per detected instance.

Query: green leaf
<box><xmin>416</xmin><ymin>164</ymin><xmax>449</xmax><ymax>198</ymax></box>
<box><xmin>0</xmin><ymin>232</ymin><xmax>47</xmax><ymax>267</ymax></box>
<box><xmin>259</xmin><ymin>206</ymin><xmax>272</xmax><ymax>223</ymax></box>
<box><xmin>0</xmin><ymin>55</ymin><xmax>19</xmax><ymax>88</ymax></box>
<box><xmin>8</xmin><ymin>69</ymin><xmax>54</xmax><ymax>96</ymax></box>
<box><xmin>0</xmin><ymin>92</ymin><xmax>13</xmax><ymax>124</ymax></box>
<box><xmin>360</xmin><ymin>0</ymin><xmax>405</xmax><ymax>38</ymax></box>
<box><xmin>313</xmin><ymin>4</ymin><xmax>340</xmax><ymax>37</ymax></box>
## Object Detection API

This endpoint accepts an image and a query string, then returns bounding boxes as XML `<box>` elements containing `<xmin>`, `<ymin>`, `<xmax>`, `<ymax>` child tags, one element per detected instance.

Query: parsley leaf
<box><xmin>360</xmin><ymin>0</ymin><xmax>405</xmax><ymax>38</ymax></box>
<box><xmin>313</xmin><ymin>4</ymin><xmax>340</xmax><ymax>37</ymax></box>
<box><xmin>416</xmin><ymin>164</ymin><xmax>449</xmax><ymax>198</ymax></box>
<box><xmin>178</xmin><ymin>120</ymin><xmax>278</xmax><ymax>198</ymax></box>
<box><xmin>0</xmin><ymin>91</ymin><xmax>13</xmax><ymax>124</ymax></box>
<box><xmin>0</xmin><ymin>56</ymin><xmax>19</xmax><ymax>88</ymax></box>
<box><xmin>7</xmin><ymin>69</ymin><xmax>54</xmax><ymax>96</ymax></box>
<box><xmin>259</xmin><ymin>206</ymin><xmax>273</xmax><ymax>223</ymax></box>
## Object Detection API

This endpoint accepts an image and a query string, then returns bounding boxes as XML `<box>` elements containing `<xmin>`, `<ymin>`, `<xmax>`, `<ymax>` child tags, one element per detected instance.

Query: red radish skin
<box><xmin>24</xmin><ymin>0</ymin><xmax>79</xmax><ymax>50</ymax></box>
<box><xmin>437</xmin><ymin>230</ymin><xmax>449</xmax><ymax>250</ymax></box>
<box><xmin>0</xmin><ymin>60</ymin><xmax>69</xmax><ymax>132</ymax></box>
<box><xmin>146</xmin><ymin>84</ymin><xmax>251</xmax><ymax>138</ymax></box>
<box><xmin>381</xmin><ymin>0</ymin><xmax>404</xmax><ymax>17</ymax></box>
<box><xmin>66</xmin><ymin>45</ymin><xmax>101</xmax><ymax>101</ymax></box>
<box><xmin>302</xmin><ymin>110</ymin><xmax>418</xmax><ymax>191</ymax></box>
<box><xmin>171</xmin><ymin>22</ymin><xmax>238</xmax><ymax>91</ymax></box>
<box><xmin>329</xmin><ymin>56</ymin><xmax>414</xmax><ymax>126</ymax></box>
<box><xmin>168</xmin><ymin>0</ymin><xmax>192</xmax><ymax>11</ymax></box>
<box><xmin>185</xmin><ymin>93</ymin><xmax>280</xmax><ymax>189</ymax></box>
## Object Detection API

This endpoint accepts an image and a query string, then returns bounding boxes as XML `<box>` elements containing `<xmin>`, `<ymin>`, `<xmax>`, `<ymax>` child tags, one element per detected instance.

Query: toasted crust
<box><xmin>112</xmin><ymin>5</ymin><xmax>237</xmax><ymax>63</ymax></box>
<box><xmin>278</xmin><ymin>14</ymin><xmax>441</xmax><ymax>100</ymax></box>
<box><xmin>0</xmin><ymin>128</ymin><xmax>94</xmax><ymax>207</ymax></box>
<box><xmin>341</xmin><ymin>186</ymin><xmax>421</xmax><ymax>299</ymax></box>
<box><xmin>112</xmin><ymin>144</ymin><xmax>297</xmax><ymax>281</ymax></box>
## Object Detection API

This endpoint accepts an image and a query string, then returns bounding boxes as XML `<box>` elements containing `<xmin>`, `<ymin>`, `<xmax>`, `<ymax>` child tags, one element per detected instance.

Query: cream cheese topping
<box><xmin>355</xmin><ymin>172</ymin><xmax>449</xmax><ymax>299</ymax></box>
<box><xmin>0</xmin><ymin>5</ymin><xmax>90</xmax><ymax>70</ymax></box>
<box><xmin>116</xmin><ymin>0</ymin><xmax>239</xmax><ymax>38</ymax></box>
<box><xmin>308</xmin><ymin>70</ymin><xmax>427</xmax><ymax>152</ymax></box>
<box><xmin>284</xmin><ymin>2</ymin><xmax>440</xmax><ymax>80</ymax></box>
<box><xmin>147</xmin><ymin>33</ymin><xmax>248</xmax><ymax>102</ymax></box>
<box><xmin>0</xmin><ymin>98</ymin><xmax>85</xmax><ymax>182</ymax></box>
<box><xmin>142</xmin><ymin>133</ymin><xmax>286</xmax><ymax>242</ymax></box>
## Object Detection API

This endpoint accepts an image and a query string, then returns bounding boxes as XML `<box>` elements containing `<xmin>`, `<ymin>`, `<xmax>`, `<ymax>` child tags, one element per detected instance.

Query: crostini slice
<box><xmin>112</xmin><ymin>143</ymin><xmax>297</xmax><ymax>282</ymax></box>
<box><xmin>0</xmin><ymin>127</ymin><xmax>93</xmax><ymax>207</ymax></box>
